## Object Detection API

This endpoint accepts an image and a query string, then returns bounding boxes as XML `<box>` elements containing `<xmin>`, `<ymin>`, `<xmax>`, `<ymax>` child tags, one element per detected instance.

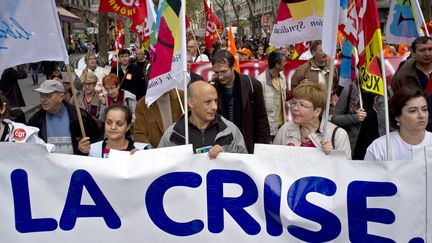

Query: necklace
<box><xmin>83</xmin><ymin>93</ymin><xmax>94</xmax><ymax>113</ymax></box>
<box><xmin>399</xmin><ymin>131</ymin><xmax>425</xmax><ymax>145</ymax></box>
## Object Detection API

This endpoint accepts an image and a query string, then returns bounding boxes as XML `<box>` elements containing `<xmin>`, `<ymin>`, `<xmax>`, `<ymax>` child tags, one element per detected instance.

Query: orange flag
<box><xmin>227</xmin><ymin>25</ymin><xmax>240</xmax><ymax>72</ymax></box>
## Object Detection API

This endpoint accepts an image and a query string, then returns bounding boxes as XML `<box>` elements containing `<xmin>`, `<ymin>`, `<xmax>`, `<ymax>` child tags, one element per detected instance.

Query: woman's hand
<box><xmin>78</xmin><ymin>137</ymin><xmax>91</xmax><ymax>154</ymax></box>
<box><xmin>130</xmin><ymin>148</ymin><xmax>139</xmax><ymax>155</ymax></box>
<box><xmin>356</xmin><ymin>108</ymin><xmax>367</xmax><ymax>122</ymax></box>
<box><xmin>321</xmin><ymin>139</ymin><xmax>333</xmax><ymax>155</ymax></box>
<box><xmin>98</xmin><ymin>92</ymin><xmax>106</xmax><ymax>105</ymax></box>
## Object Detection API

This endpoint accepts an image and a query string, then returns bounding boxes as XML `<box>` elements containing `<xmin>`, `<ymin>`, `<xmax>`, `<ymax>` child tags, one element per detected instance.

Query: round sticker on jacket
<box><xmin>13</xmin><ymin>128</ymin><xmax>27</xmax><ymax>141</ymax></box>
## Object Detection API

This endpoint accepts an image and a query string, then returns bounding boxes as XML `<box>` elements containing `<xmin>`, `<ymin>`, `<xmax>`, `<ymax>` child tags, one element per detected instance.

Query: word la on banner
<box><xmin>269</xmin><ymin>0</ymin><xmax>324</xmax><ymax>47</ymax></box>
<box><xmin>0</xmin><ymin>0</ymin><xmax>69</xmax><ymax>71</ymax></box>
<box><xmin>0</xmin><ymin>143</ymin><xmax>430</xmax><ymax>242</ymax></box>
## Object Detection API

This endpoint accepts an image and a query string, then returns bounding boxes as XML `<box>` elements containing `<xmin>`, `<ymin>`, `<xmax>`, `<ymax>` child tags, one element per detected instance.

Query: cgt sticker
<box><xmin>13</xmin><ymin>128</ymin><xmax>26</xmax><ymax>141</ymax></box>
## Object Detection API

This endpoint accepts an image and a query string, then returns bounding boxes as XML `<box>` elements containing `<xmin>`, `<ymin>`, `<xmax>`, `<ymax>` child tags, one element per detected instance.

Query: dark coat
<box><xmin>0</xmin><ymin>68</ymin><xmax>26</xmax><ymax>107</ymax></box>
<box><xmin>391</xmin><ymin>58</ymin><xmax>420</xmax><ymax>92</ymax></box>
<box><xmin>28</xmin><ymin>101</ymin><xmax>102</xmax><ymax>155</ymax></box>
<box><xmin>111</xmin><ymin>64</ymin><xmax>146</xmax><ymax>101</ymax></box>
<box><xmin>213</xmin><ymin>72</ymin><xmax>271</xmax><ymax>153</ymax></box>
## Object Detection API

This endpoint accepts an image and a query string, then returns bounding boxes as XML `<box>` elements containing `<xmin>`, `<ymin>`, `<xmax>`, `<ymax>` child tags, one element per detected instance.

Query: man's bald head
<box><xmin>187</xmin><ymin>81</ymin><xmax>218</xmax><ymax>128</ymax></box>
<box><xmin>188</xmin><ymin>81</ymin><xmax>215</xmax><ymax>100</ymax></box>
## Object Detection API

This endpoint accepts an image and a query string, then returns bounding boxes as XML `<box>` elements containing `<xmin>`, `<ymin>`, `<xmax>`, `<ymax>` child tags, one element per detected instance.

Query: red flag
<box><xmin>186</xmin><ymin>16</ymin><xmax>191</xmax><ymax>30</ymax></box>
<box><xmin>111</xmin><ymin>15</ymin><xmax>124</xmax><ymax>68</ymax></box>
<box><xmin>203</xmin><ymin>0</ymin><xmax>223</xmax><ymax>50</ymax></box>
<box><xmin>99</xmin><ymin>0</ymin><xmax>147</xmax><ymax>34</ymax></box>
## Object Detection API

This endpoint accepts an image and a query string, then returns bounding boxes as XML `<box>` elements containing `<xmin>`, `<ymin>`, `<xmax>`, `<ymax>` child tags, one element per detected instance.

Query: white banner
<box><xmin>269</xmin><ymin>0</ymin><xmax>324</xmax><ymax>47</ymax></box>
<box><xmin>0</xmin><ymin>143</ymin><xmax>430</xmax><ymax>242</ymax></box>
<box><xmin>0</xmin><ymin>0</ymin><xmax>69</xmax><ymax>71</ymax></box>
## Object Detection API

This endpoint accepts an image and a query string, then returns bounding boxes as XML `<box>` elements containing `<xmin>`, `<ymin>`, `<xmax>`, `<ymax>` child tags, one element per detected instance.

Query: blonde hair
<box><xmin>293</xmin><ymin>83</ymin><xmax>327</xmax><ymax>116</ymax></box>
<box><xmin>80</xmin><ymin>72</ymin><xmax>98</xmax><ymax>84</ymax></box>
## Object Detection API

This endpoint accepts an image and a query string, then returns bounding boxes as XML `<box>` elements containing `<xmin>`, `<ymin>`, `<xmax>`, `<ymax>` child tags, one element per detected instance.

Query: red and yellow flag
<box><xmin>227</xmin><ymin>25</ymin><xmax>240</xmax><ymax>73</ymax></box>
<box><xmin>204</xmin><ymin>0</ymin><xmax>224</xmax><ymax>51</ymax></box>
<box><xmin>356</xmin><ymin>0</ymin><xmax>384</xmax><ymax>95</ymax></box>
<box><xmin>99</xmin><ymin>0</ymin><xmax>148</xmax><ymax>34</ymax></box>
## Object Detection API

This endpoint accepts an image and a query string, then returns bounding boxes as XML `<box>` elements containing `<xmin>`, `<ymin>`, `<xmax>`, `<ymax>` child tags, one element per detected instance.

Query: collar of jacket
<box><xmin>170</xmin><ymin>113</ymin><xmax>227</xmax><ymax>144</ymax></box>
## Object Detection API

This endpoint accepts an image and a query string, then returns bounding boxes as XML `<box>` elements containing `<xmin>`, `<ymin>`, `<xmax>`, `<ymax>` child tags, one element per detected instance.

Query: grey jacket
<box><xmin>158</xmin><ymin>114</ymin><xmax>248</xmax><ymax>154</ymax></box>
<box><xmin>331</xmin><ymin>84</ymin><xmax>386</xmax><ymax>151</ymax></box>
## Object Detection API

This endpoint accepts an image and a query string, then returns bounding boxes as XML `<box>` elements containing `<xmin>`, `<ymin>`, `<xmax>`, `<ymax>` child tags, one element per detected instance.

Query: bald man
<box><xmin>158</xmin><ymin>82</ymin><xmax>247</xmax><ymax>158</ymax></box>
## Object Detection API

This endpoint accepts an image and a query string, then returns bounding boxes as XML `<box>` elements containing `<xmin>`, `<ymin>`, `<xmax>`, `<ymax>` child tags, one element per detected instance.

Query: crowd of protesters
<box><xmin>0</xmin><ymin>33</ymin><xmax>430</xmax><ymax>161</ymax></box>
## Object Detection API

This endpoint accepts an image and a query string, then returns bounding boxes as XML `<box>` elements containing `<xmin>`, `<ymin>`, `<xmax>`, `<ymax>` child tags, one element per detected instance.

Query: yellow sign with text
<box><xmin>360</xmin><ymin>30</ymin><xmax>384</xmax><ymax>95</ymax></box>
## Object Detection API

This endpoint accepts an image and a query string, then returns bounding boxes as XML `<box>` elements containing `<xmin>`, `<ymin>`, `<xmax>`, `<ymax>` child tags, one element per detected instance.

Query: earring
<box><xmin>397</xmin><ymin>121</ymin><xmax>400</xmax><ymax>126</ymax></box>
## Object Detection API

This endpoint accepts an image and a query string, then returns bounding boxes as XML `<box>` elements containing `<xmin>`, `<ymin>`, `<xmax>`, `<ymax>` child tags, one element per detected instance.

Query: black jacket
<box><xmin>111</xmin><ymin>64</ymin><xmax>147</xmax><ymax>101</ymax></box>
<box><xmin>28</xmin><ymin>101</ymin><xmax>102</xmax><ymax>155</ymax></box>
<box><xmin>213</xmin><ymin>72</ymin><xmax>271</xmax><ymax>153</ymax></box>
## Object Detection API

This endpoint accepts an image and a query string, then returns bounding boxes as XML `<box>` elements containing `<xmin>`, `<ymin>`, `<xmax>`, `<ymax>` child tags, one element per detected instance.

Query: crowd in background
<box><xmin>1</xmin><ymin>32</ymin><xmax>430</xmax><ymax>162</ymax></box>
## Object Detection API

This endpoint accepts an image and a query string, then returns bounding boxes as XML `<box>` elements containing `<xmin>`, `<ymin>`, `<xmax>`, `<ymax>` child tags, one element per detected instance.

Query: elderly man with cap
<box><xmin>28</xmin><ymin>79</ymin><xmax>101</xmax><ymax>155</ymax></box>
<box><xmin>158</xmin><ymin>81</ymin><xmax>247</xmax><ymax>159</ymax></box>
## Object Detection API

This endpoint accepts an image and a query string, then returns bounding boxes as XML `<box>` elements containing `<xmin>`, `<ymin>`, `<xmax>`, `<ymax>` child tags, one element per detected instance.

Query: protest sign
<box><xmin>0</xmin><ymin>143</ymin><xmax>430</xmax><ymax>242</ymax></box>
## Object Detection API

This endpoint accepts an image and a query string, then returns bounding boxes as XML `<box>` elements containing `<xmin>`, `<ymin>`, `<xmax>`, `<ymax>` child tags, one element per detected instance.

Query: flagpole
<box><xmin>380</xmin><ymin>50</ymin><xmax>392</xmax><ymax>160</ymax></box>
<box><xmin>189</xmin><ymin>27</ymin><xmax>203</xmax><ymax>57</ymax></box>
<box><xmin>175</xmin><ymin>88</ymin><xmax>185</xmax><ymax>114</ymax></box>
<box><xmin>322</xmin><ymin>58</ymin><xmax>335</xmax><ymax>140</ymax></box>
<box><xmin>213</xmin><ymin>22</ymin><xmax>223</xmax><ymax>45</ymax></box>
<box><xmin>66</xmin><ymin>64</ymin><xmax>86</xmax><ymax>138</ymax></box>
<box><xmin>116</xmin><ymin>14</ymin><xmax>119</xmax><ymax>76</ymax></box>
<box><xmin>413</xmin><ymin>0</ymin><xmax>429</xmax><ymax>36</ymax></box>
<box><xmin>181</xmin><ymin>0</ymin><xmax>189</xmax><ymax>145</ymax></box>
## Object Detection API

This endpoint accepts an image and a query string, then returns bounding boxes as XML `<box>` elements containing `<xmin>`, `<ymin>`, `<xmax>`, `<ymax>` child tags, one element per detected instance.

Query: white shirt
<box><xmin>364</xmin><ymin>131</ymin><xmax>432</xmax><ymax>161</ymax></box>
<box><xmin>194</xmin><ymin>54</ymin><xmax>209</xmax><ymax>62</ymax></box>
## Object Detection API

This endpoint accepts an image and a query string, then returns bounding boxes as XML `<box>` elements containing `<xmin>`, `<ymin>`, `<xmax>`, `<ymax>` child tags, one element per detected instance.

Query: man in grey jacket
<box><xmin>158</xmin><ymin>81</ymin><xmax>247</xmax><ymax>158</ymax></box>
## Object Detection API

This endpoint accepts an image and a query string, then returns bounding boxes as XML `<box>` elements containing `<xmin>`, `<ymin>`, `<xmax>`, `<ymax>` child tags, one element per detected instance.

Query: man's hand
<box><xmin>208</xmin><ymin>145</ymin><xmax>224</xmax><ymax>159</ymax></box>
<box><xmin>78</xmin><ymin>137</ymin><xmax>90</xmax><ymax>154</ymax></box>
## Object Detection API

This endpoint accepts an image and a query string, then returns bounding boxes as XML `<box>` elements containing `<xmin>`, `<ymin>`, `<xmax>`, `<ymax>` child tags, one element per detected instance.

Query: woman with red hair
<box><xmin>99</xmin><ymin>73</ymin><xmax>136</xmax><ymax>124</ymax></box>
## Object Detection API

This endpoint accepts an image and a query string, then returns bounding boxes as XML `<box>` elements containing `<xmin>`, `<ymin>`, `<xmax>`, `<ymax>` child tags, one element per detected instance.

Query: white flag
<box><xmin>385</xmin><ymin>0</ymin><xmax>423</xmax><ymax>45</ymax></box>
<box><xmin>0</xmin><ymin>0</ymin><xmax>69</xmax><ymax>71</ymax></box>
<box><xmin>322</xmin><ymin>0</ymin><xmax>341</xmax><ymax>57</ymax></box>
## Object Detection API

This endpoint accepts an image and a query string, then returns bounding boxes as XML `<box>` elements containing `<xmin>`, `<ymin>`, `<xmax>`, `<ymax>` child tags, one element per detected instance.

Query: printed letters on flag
<box><xmin>146</xmin><ymin>0</ymin><xmax>187</xmax><ymax>106</ymax></box>
<box><xmin>204</xmin><ymin>0</ymin><xmax>224</xmax><ymax>50</ymax></box>
<box><xmin>0</xmin><ymin>0</ymin><xmax>69</xmax><ymax>71</ymax></box>
<box><xmin>227</xmin><ymin>25</ymin><xmax>240</xmax><ymax>73</ymax></box>
<box><xmin>356</xmin><ymin>0</ymin><xmax>384</xmax><ymax>95</ymax></box>
<box><xmin>99</xmin><ymin>0</ymin><xmax>147</xmax><ymax>34</ymax></box>
<box><xmin>385</xmin><ymin>0</ymin><xmax>422</xmax><ymax>45</ymax></box>
<box><xmin>269</xmin><ymin>0</ymin><xmax>324</xmax><ymax>47</ymax></box>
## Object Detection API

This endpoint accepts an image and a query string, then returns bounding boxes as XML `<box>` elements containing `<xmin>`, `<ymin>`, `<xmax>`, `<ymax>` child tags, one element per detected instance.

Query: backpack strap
<box><xmin>246</xmin><ymin>75</ymin><xmax>255</xmax><ymax>109</ymax></box>
<box><xmin>331</xmin><ymin>126</ymin><xmax>340</xmax><ymax>147</ymax></box>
